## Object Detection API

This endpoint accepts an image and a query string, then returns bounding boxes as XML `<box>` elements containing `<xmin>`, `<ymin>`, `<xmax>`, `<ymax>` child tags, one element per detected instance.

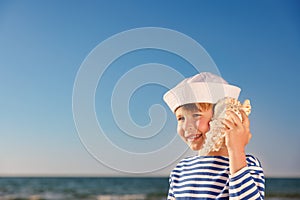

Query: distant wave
<box><xmin>1</xmin><ymin>177</ymin><xmax>300</xmax><ymax>200</ymax></box>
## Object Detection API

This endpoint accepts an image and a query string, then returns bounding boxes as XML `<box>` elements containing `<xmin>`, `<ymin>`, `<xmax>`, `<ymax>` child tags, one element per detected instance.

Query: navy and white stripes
<box><xmin>168</xmin><ymin>155</ymin><xmax>265</xmax><ymax>199</ymax></box>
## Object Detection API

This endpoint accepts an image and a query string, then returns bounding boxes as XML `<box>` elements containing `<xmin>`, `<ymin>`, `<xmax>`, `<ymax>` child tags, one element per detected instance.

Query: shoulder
<box><xmin>169</xmin><ymin>155</ymin><xmax>198</xmax><ymax>175</ymax></box>
<box><xmin>172</xmin><ymin>155</ymin><xmax>199</xmax><ymax>169</ymax></box>
<box><xmin>246</xmin><ymin>154</ymin><xmax>263</xmax><ymax>167</ymax></box>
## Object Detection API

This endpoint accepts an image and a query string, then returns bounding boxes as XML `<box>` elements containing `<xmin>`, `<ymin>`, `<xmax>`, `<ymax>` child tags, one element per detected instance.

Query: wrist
<box><xmin>228</xmin><ymin>150</ymin><xmax>247</xmax><ymax>174</ymax></box>
<box><xmin>228</xmin><ymin>149</ymin><xmax>246</xmax><ymax>161</ymax></box>
<box><xmin>227</xmin><ymin>146</ymin><xmax>245</xmax><ymax>155</ymax></box>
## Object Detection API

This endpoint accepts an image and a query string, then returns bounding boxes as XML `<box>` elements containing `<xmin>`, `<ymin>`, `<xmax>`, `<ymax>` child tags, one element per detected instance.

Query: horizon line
<box><xmin>1</xmin><ymin>174</ymin><xmax>300</xmax><ymax>179</ymax></box>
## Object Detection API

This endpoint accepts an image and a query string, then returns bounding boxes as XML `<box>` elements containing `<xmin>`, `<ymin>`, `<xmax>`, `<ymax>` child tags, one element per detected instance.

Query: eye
<box><xmin>177</xmin><ymin>116</ymin><xmax>184</xmax><ymax>121</ymax></box>
<box><xmin>193</xmin><ymin>113</ymin><xmax>202</xmax><ymax>118</ymax></box>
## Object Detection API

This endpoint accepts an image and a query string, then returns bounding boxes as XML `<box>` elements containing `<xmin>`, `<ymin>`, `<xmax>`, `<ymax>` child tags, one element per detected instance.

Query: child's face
<box><xmin>175</xmin><ymin>106</ymin><xmax>213</xmax><ymax>151</ymax></box>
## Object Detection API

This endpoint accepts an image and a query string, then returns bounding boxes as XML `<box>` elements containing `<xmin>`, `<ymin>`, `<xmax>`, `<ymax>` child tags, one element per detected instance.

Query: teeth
<box><xmin>187</xmin><ymin>134</ymin><xmax>202</xmax><ymax>141</ymax></box>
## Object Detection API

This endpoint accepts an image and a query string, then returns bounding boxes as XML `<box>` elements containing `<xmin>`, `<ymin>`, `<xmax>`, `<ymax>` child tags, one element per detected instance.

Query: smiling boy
<box><xmin>164</xmin><ymin>72</ymin><xmax>265</xmax><ymax>199</ymax></box>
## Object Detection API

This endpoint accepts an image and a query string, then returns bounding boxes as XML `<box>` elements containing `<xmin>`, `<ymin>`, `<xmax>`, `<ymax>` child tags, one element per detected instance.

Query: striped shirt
<box><xmin>168</xmin><ymin>155</ymin><xmax>265</xmax><ymax>200</ymax></box>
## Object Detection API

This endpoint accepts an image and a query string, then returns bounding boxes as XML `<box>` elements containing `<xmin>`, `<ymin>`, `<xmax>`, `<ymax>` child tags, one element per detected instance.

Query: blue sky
<box><xmin>1</xmin><ymin>0</ymin><xmax>300</xmax><ymax>177</ymax></box>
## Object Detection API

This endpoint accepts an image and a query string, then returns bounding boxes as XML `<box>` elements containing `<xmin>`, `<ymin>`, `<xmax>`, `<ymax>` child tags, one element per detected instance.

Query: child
<box><xmin>163</xmin><ymin>72</ymin><xmax>265</xmax><ymax>199</ymax></box>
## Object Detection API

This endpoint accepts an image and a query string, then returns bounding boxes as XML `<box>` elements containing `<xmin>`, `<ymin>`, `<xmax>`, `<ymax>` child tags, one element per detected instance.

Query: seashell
<box><xmin>199</xmin><ymin>97</ymin><xmax>251</xmax><ymax>156</ymax></box>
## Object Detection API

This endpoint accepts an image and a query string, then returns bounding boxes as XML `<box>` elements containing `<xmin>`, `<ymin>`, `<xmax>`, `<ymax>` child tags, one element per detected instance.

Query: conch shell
<box><xmin>198</xmin><ymin>97</ymin><xmax>251</xmax><ymax>156</ymax></box>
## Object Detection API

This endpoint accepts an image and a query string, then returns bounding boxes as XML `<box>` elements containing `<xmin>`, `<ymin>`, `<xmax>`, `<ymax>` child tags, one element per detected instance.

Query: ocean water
<box><xmin>0</xmin><ymin>177</ymin><xmax>299</xmax><ymax>200</ymax></box>
<box><xmin>266</xmin><ymin>178</ymin><xmax>300</xmax><ymax>200</ymax></box>
<box><xmin>0</xmin><ymin>177</ymin><xmax>168</xmax><ymax>200</ymax></box>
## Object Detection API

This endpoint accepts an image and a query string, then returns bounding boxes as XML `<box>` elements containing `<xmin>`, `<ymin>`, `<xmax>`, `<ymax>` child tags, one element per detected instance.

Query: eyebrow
<box><xmin>176</xmin><ymin>114</ymin><xmax>182</xmax><ymax>118</ymax></box>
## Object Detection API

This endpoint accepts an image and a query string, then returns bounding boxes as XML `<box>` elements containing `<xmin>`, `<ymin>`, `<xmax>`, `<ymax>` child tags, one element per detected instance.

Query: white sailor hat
<box><xmin>163</xmin><ymin>72</ymin><xmax>241</xmax><ymax>112</ymax></box>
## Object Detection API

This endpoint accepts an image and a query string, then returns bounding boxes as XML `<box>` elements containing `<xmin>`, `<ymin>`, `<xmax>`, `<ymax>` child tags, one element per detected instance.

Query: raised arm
<box><xmin>223</xmin><ymin>110</ymin><xmax>265</xmax><ymax>199</ymax></box>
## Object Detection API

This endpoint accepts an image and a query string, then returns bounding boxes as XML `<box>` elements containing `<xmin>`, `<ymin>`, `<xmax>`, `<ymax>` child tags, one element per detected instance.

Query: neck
<box><xmin>199</xmin><ymin>146</ymin><xmax>229</xmax><ymax>157</ymax></box>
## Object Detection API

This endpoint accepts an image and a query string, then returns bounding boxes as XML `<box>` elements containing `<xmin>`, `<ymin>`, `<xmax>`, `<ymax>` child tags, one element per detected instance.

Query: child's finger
<box><xmin>240</xmin><ymin>109</ymin><xmax>250</xmax><ymax>128</ymax></box>
<box><xmin>226</xmin><ymin>110</ymin><xmax>242</xmax><ymax>126</ymax></box>
<box><xmin>222</xmin><ymin>118</ymin><xmax>235</xmax><ymax>130</ymax></box>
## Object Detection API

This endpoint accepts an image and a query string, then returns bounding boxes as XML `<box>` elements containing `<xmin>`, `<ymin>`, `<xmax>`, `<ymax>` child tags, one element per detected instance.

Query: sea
<box><xmin>0</xmin><ymin>177</ymin><xmax>299</xmax><ymax>200</ymax></box>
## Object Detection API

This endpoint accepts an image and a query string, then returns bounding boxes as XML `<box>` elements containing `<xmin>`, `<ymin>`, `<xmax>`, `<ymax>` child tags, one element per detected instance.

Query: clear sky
<box><xmin>1</xmin><ymin>0</ymin><xmax>300</xmax><ymax>177</ymax></box>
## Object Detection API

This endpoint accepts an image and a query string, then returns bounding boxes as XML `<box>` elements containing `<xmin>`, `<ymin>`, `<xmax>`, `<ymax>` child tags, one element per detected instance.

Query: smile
<box><xmin>186</xmin><ymin>134</ymin><xmax>202</xmax><ymax>142</ymax></box>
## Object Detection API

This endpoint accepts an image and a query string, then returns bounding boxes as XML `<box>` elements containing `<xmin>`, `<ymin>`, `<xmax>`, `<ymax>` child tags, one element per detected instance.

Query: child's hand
<box><xmin>222</xmin><ymin>109</ymin><xmax>252</xmax><ymax>154</ymax></box>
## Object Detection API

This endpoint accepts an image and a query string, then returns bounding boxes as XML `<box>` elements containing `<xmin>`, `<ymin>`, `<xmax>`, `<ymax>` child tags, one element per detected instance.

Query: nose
<box><xmin>182</xmin><ymin>119</ymin><xmax>197</xmax><ymax>132</ymax></box>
